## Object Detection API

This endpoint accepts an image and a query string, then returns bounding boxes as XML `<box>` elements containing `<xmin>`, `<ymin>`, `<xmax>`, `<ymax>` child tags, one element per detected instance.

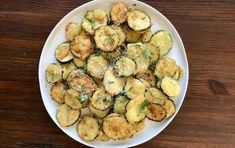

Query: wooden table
<box><xmin>1</xmin><ymin>0</ymin><xmax>235</xmax><ymax>147</ymax></box>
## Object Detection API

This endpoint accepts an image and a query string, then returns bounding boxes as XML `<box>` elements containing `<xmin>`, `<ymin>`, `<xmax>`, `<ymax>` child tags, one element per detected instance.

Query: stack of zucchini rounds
<box><xmin>45</xmin><ymin>2</ymin><xmax>183</xmax><ymax>141</ymax></box>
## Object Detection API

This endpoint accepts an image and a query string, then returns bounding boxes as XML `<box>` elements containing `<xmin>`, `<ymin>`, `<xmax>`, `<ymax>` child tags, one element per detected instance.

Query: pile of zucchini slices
<box><xmin>45</xmin><ymin>2</ymin><xmax>183</xmax><ymax>142</ymax></box>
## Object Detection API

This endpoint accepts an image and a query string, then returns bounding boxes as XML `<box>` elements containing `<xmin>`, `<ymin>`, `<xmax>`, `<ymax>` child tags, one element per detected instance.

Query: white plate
<box><xmin>38</xmin><ymin>0</ymin><xmax>189</xmax><ymax>147</ymax></box>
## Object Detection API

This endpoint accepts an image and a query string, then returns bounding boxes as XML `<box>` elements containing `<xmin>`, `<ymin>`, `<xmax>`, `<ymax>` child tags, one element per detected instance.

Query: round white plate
<box><xmin>38</xmin><ymin>0</ymin><xmax>189</xmax><ymax>147</ymax></box>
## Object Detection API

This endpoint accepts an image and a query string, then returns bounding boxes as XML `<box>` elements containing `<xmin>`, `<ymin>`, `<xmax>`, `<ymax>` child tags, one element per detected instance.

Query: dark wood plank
<box><xmin>0</xmin><ymin>0</ymin><xmax>235</xmax><ymax>148</ymax></box>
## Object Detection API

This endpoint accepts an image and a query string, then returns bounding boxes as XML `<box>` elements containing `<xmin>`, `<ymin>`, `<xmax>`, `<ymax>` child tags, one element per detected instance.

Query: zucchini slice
<box><xmin>45</xmin><ymin>64</ymin><xmax>63</xmax><ymax>83</ymax></box>
<box><xmin>70</xmin><ymin>35</ymin><xmax>94</xmax><ymax>60</ymax></box>
<box><xmin>147</xmin><ymin>103</ymin><xmax>166</xmax><ymax>122</ymax></box>
<box><xmin>94</xmin><ymin>26</ymin><xmax>120</xmax><ymax>52</ymax></box>
<box><xmin>68</xmin><ymin>74</ymin><xmax>97</xmax><ymax>96</ymax></box>
<box><xmin>173</xmin><ymin>66</ymin><xmax>184</xmax><ymax>80</ymax></box>
<box><xmin>122</xmin><ymin>24</ymin><xmax>142</xmax><ymax>43</ymax></box>
<box><xmin>150</xmin><ymin>30</ymin><xmax>173</xmax><ymax>57</ymax></box>
<box><xmin>66</xmin><ymin>23</ymin><xmax>82</xmax><ymax>41</ymax></box>
<box><xmin>161</xmin><ymin>76</ymin><xmax>180</xmax><ymax>97</ymax></box>
<box><xmin>124</xmin><ymin>78</ymin><xmax>146</xmax><ymax>100</ymax></box>
<box><xmin>113</xmin><ymin>96</ymin><xmax>129</xmax><ymax>114</ymax></box>
<box><xmin>111</xmin><ymin>2</ymin><xmax>129</xmax><ymax>24</ymax></box>
<box><xmin>163</xmin><ymin>99</ymin><xmax>176</xmax><ymax>118</ymax></box>
<box><xmin>155</xmin><ymin>58</ymin><xmax>178</xmax><ymax>79</ymax></box>
<box><xmin>61</xmin><ymin>62</ymin><xmax>77</xmax><ymax>80</ymax></box>
<box><xmin>115</xmin><ymin>57</ymin><xmax>136</xmax><ymax>76</ymax></box>
<box><xmin>145</xmin><ymin>87</ymin><xmax>167</xmax><ymax>105</ymax></box>
<box><xmin>64</xmin><ymin>89</ymin><xmax>82</xmax><ymax>110</ymax></box>
<box><xmin>139</xmin><ymin>30</ymin><xmax>152</xmax><ymax>43</ymax></box>
<box><xmin>50</xmin><ymin>82</ymin><xmax>67</xmax><ymax>104</ymax></box>
<box><xmin>127</xmin><ymin>9</ymin><xmax>151</xmax><ymax>31</ymax></box>
<box><xmin>95</xmin><ymin>130</ymin><xmax>110</xmax><ymax>141</ymax></box>
<box><xmin>111</xmin><ymin>25</ymin><xmax>126</xmax><ymax>46</ymax></box>
<box><xmin>144</xmin><ymin>43</ymin><xmax>159</xmax><ymax>64</ymax></box>
<box><xmin>103</xmin><ymin>69</ymin><xmax>126</xmax><ymax>96</ymax></box>
<box><xmin>66</xmin><ymin>69</ymin><xmax>84</xmax><ymax>82</ymax></box>
<box><xmin>81</xmin><ymin>10</ymin><xmax>109</xmax><ymax>35</ymax></box>
<box><xmin>103</xmin><ymin>116</ymin><xmax>133</xmax><ymax>140</ymax></box>
<box><xmin>125</xmin><ymin>97</ymin><xmax>147</xmax><ymax>123</ymax></box>
<box><xmin>77</xmin><ymin>115</ymin><xmax>99</xmax><ymax>141</ymax></box>
<box><xmin>100</xmin><ymin>47</ymin><xmax>123</xmax><ymax>63</ymax></box>
<box><xmin>56</xmin><ymin>104</ymin><xmax>80</xmax><ymax>127</ymax></box>
<box><xmin>87</xmin><ymin>55</ymin><xmax>109</xmax><ymax>79</ymax></box>
<box><xmin>55</xmin><ymin>42</ymin><xmax>73</xmax><ymax>63</ymax></box>
<box><xmin>73</xmin><ymin>57</ymin><xmax>86</xmax><ymax>68</ymax></box>
<box><xmin>88</xmin><ymin>104</ymin><xmax>110</xmax><ymax>118</ymax></box>
<box><xmin>136</xmin><ymin>69</ymin><xmax>156</xmax><ymax>87</ymax></box>
<box><xmin>90</xmin><ymin>89</ymin><xmax>113</xmax><ymax>111</ymax></box>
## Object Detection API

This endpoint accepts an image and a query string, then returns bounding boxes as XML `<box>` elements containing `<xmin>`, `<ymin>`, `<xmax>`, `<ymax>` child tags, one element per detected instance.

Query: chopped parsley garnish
<box><xmin>139</xmin><ymin>100</ymin><xmax>147</xmax><ymax>112</ymax></box>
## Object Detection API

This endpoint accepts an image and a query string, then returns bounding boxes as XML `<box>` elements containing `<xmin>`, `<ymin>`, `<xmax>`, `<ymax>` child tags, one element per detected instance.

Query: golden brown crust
<box><xmin>147</xmin><ymin>103</ymin><xmax>166</xmax><ymax>122</ymax></box>
<box><xmin>111</xmin><ymin>2</ymin><xmax>129</xmax><ymax>24</ymax></box>
<box><xmin>50</xmin><ymin>82</ymin><xmax>67</xmax><ymax>103</ymax></box>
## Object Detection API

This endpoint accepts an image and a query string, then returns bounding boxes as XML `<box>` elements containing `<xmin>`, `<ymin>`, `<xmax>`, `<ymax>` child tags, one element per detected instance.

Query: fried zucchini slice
<box><xmin>147</xmin><ymin>103</ymin><xmax>166</xmax><ymax>122</ymax></box>
<box><xmin>125</xmin><ymin>78</ymin><xmax>146</xmax><ymax>100</ymax></box>
<box><xmin>132</xmin><ymin>120</ymin><xmax>145</xmax><ymax>133</ymax></box>
<box><xmin>122</xmin><ymin>24</ymin><xmax>142</xmax><ymax>43</ymax></box>
<box><xmin>173</xmin><ymin>66</ymin><xmax>184</xmax><ymax>80</ymax></box>
<box><xmin>88</xmin><ymin>104</ymin><xmax>110</xmax><ymax>118</ymax></box>
<box><xmin>45</xmin><ymin>64</ymin><xmax>62</xmax><ymax>83</ymax></box>
<box><xmin>95</xmin><ymin>130</ymin><xmax>110</xmax><ymax>141</ymax></box>
<box><xmin>55</xmin><ymin>42</ymin><xmax>73</xmax><ymax>63</ymax></box>
<box><xmin>82</xmin><ymin>9</ymin><xmax>109</xmax><ymax>35</ymax></box>
<box><xmin>155</xmin><ymin>58</ymin><xmax>178</xmax><ymax>79</ymax></box>
<box><xmin>66</xmin><ymin>23</ymin><xmax>82</xmax><ymax>41</ymax></box>
<box><xmin>77</xmin><ymin>116</ymin><xmax>99</xmax><ymax>141</ymax></box>
<box><xmin>125</xmin><ymin>97</ymin><xmax>147</xmax><ymax>123</ymax></box>
<box><xmin>161</xmin><ymin>76</ymin><xmax>180</xmax><ymax>97</ymax></box>
<box><xmin>103</xmin><ymin>116</ymin><xmax>133</xmax><ymax>140</ymax></box>
<box><xmin>94</xmin><ymin>26</ymin><xmax>120</xmax><ymax>52</ymax></box>
<box><xmin>68</xmin><ymin>74</ymin><xmax>97</xmax><ymax>96</ymax></box>
<box><xmin>100</xmin><ymin>47</ymin><xmax>123</xmax><ymax>63</ymax></box>
<box><xmin>70</xmin><ymin>35</ymin><xmax>94</xmax><ymax>60</ymax></box>
<box><xmin>150</xmin><ymin>30</ymin><xmax>173</xmax><ymax>57</ymax></box>
<box><xmin>66</xmin><ymin>69</ymin><xmax>84</xmax><ymax>82</ymax></box>
<box><xmin>50</xmin><ymin>82</ymin><xmax>67</xmax><ymax>103</ymax></box>
<box><xmin>115</xmin><ymin>57</ymin><xmax>136</xmax><ymax>76</ymax></box>
<box><xmin>111</xmin><ymin>2</ymin><xmax>129</xmax><ymax>24</ymax></box>
<box><xmin>113</xmin><ymin>96</ymin><xmax>129</xmax><ymax>114</ymax></box>
<box><xmin>139</xmin><ymin>30</ymin><xmax>153</xmax><ymax>42</ymax></box>
<box><xmin>56</xmin><ymin>104</ymin><xmax>80</xmax><ymax>127</ymax></box>
<box><xmin>144</xmin><ymin>43</ymin><xmax>159</xmax><ymax>64</ymax></box>
<box><xmin>87</xmin><ymin>55</ymin><xmax>109</xmax><ymax>79</ymax></box>
<box><xmin>73</xmin><ymin>57</ymin><xmax>86</xmax><ymax>68</ymax></box>
<box><xmin>127</xmin><ymin>9</ymin><xmax>151</xmax><ymax>31</ymax></box>
<box><xmin>163</xmin><ymin>99</ymin><xmax>176</xmax><ymax>118</ymax></box>
<box><xmin>111</xmin><ymin>25</ymin><xmax>126</xmax><ymax>46</ymax></box>
<box><xmin>64</xmin><ymin>89</ymin><xmax>82</xmax><ymax>110</ymax></box>
<box><xmin>145</xmin><ymin>87</ymin><xmax>167</xmax><ymax>105</ymax></box>
<box><xmin>90</xmin><ymin>89</ymin><xmax>113</xmax><ymax>110</ymax></box>
<box><xmin>136</xmin><ymin>69</ymin><xmax>156</xmax><ymax>87</ymax></box>
<box><xmin>61</xmin><ymin>62</ymin><xmax>77</xmax><ymax>80</ymax></box>
<box><xmin>103</xmin><ymin>69</ymin><xmax>126</xmax><ymax>96</ymax></box>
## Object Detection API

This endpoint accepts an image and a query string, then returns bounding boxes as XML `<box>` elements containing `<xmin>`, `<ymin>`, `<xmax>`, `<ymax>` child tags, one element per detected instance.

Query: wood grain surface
<box><xmin>1</xmin><ymin>0</ymin><xmax>235</xmax><ymax>147</ymax></box>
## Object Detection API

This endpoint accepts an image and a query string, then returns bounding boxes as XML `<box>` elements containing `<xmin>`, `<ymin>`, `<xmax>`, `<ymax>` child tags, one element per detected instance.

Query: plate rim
<box><xmin>38</xmin><ymin>0</ymin><xmax>189</xmax><ymax>147</ymax></box>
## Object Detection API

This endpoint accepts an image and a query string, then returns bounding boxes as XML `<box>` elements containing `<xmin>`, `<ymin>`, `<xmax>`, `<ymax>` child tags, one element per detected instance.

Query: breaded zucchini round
<box><xmin>55</xmin><ymin>42</ymin><xmax>73</xmax><ymax>63</ymax></box>
<box><xmin>64</xmin><ymin>89</ymin><xmax>82</xmax><ymax>110</ymax></box>
<box><xmin>87</xmin><ymin>55</ymin><xmax>109</xmax><ymax>79</ymax></box>
<box><xmin>147</xmin><ymin>103</ymin><xmax>166</xmax><ymax>122</ymax></box>
<box><xmin>111</xmin><ymin>2</ymin><xmax>129</xmax><ymax>24</ymax></box>
<box><xmin>145</xmin><ymin>87</ymin><xmax>167</xmax><ymax>105</ymax></box>
<box><xmin>122</xmin><ymin>24</ymin><xmax>142</xmax><ymax>43</ymax></box>
<box><xmin>163</xmin><ymin>99</ymin><xmax>176</xmax><ymax>118</ymax></box>
<box><xmin>155</xmin><ymin>58</ymin><xmax>178</xmax><ymax>79</ymax></box>
<box><xmin>136</xmin><ymin>69</ymin><xmax>156</xmax><ymax>87</ymax></box>
<box><xmin>66</xmin><ymin>69</ymin><xmax>84</xmax><ymax>82</ymax></box>
<box><xmin>70</xmin><ymin>35</ymin><xmax>94</xmax><ymax>60</ymax></box>
<box><xmin>94</xmin><ymin>26</ymin><xmax>120</xmax><ymax>52</ymax></box>
<box><xmin>124</xmin><ymin>78</ymin><xmax>146</xmax><ymax>100</ymax></box>
<box><xmin>82</xmin><ymin>9</ymin><xmax>109</xmax><ymax>35</ymax></box>
<box><xmin>56</xmin><ymin>104</ymin><xmax>80</xmax><ymax>127</ymax></box>
<box><xmin>115</xmin><ymin>57</ymin><xmax>136</xmax><ymax>76</ymax></box>
<box><xmin>66</xmin><ymin>23</ymin><xmax>82</xmax><ymax>41</ymax></box>
<box><xmin>103</xmin><ymin>69</ymin><xmax>126</xmax><ymax>96</ymax></box>
<box><xmin>144</xmin><ymin>43</ymin><xmax>159</xmax><ymax>64</ymax></box>
<box><xmin>88</xmin><ymin>104</ymin><xmax>110</xmax><ymax>118</ymax></box>
<box><xmin>100</xmin><ymin>46</ymin><xmax>123</xmax><ymax>63</ymax></box>
<box><xmin>125</xmin><ymin>97</ymin><xmax>147</xmax><ymax>123</ymax></box>
<box><xmin>77</xmin><ymin>116</ymin><xmax>99</xmax><ymax>141</ymax></box>
<box><xmin>46</xmin><ymin>64</ymin><xmax>63</xmax><ymax>83</ymax></box>
<box><xmin>50</xmin><ymin>82</ymin><xmax>67</xmax><ymax>103</ymax></box>
<box><xmin>90</xmin><ymin>89</ymin><xmax>113</xmax><ymax>111</ymax></box>
<box><xmin>61</xmin><ymin>62</ymin><xmax>77</xmax><ymax>80</ymax></box>
<box><xmin>111</xmin><ymin>25</ymin><xmax>126</xmax><ymax>46</ymax></box>
<box><xmin>113</xmin><ymin>96</ymin><xmax>129</xmax><ymax>114</ymax></box>
<box><xmin>161</xmin><ymin>76</ymin><xmax>180</xmax><ymax>97</ymax></box>
<box><xmin>103</xmin><ymin>116</ymin><xmax>133</xmax><ymax>140</ymax></box>
<box><xmin>127</xmin><ymin>9</ymin><xmax>151</xmax><ymax>31</ymax></box>
<box><xmin>73</xmin><ymin>57</ymin><xmax>86</xmax><ymax>68</ymax></box>
<box><xmin>140</xmin><ymin>30</ymin><xmax>152</xmax><ymax>43</ymax></box>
